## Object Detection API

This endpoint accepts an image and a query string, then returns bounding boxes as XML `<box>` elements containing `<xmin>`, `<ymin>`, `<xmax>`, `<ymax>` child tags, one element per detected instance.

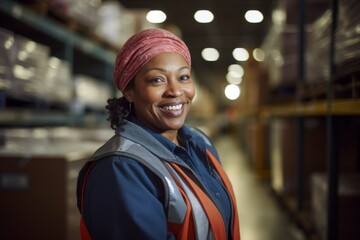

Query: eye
<box><xmin>150</xmin><ymin>76</ymin><xmax>165</xmax><ymax>84</ymax></box>
<box><xmin>179</xmin><ymin>74</ymin><xmax>191</xmax><ymax>82</ymax></box>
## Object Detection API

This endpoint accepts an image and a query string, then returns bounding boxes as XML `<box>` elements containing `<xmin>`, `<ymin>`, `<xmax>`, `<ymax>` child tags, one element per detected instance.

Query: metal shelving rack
<box><xmin>0</xmin><ymin>0</ymin><xmax>116</xmax><ymax>65</ymax></box>
<box><xmin>0</xmin><ymin>0</ymin><xmax>117</xmax><ymax>127</ymax></box>
<box><xmin>261</xmin><ymin>1</ymin><xmax>358</xmax><ymax>239</ymax></box>
<box><xmin>237</xmin><ymin>0</ymin><xmax>360</xmax><ymax>239</ymax></box>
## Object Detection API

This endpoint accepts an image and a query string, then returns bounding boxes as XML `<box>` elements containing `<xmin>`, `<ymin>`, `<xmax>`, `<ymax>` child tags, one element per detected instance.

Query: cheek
<box><xmin>138</xmin><ymin>88</ymin><xmax>162</xmax><ymax>105</ymax></box>
<box><xmin>186</xmin><ymin>86</ymin><xmax>196</xmax><ymax>100</ymax></box>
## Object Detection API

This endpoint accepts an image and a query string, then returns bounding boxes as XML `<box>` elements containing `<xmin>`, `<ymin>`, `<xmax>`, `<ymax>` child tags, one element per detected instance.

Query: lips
<box><xmin>161</xmin><ymin>104</ymin><xmax>183</xmax><ymax>111</ymax></box>
<box><xmin>159</xmin><ymin>103</ymin><xmax>184</xmax><ymax>116</ymax></box>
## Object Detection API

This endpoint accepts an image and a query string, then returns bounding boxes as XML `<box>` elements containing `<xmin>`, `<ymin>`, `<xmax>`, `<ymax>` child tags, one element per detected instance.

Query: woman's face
<box><xmin>125</xmin><ymin>52</ymin><xmax>195</xmax><ymax>135</ymax></box>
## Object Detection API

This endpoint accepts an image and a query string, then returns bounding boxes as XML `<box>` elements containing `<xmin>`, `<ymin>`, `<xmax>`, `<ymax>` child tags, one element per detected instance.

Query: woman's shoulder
<box><xmin>185</xmin><ymin>125</ymin><xmax>215</xmax><ymax>147</ymax></box>
<box><xmin>184</xmin><ymin>125</ymin><xmax>220</xmax><ymax>161</ymax></box>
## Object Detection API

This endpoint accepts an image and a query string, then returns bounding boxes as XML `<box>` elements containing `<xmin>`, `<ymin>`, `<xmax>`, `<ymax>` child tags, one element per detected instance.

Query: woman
<box><xmin>77</xmin><ymin>28</ymin><xmax>240</xmax><ymax>240</ymax></box>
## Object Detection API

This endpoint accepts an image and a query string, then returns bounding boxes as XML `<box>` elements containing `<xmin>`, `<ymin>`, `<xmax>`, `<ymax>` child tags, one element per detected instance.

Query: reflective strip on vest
<box><xmin>90</xmin><ymin>135</ymin><xmax>187</xmax><ymax>224</ymax></box>
<box><xmin>164</xmin><ymin>162</ymin><xmax>212</xmax><ymax>240</ymax></box>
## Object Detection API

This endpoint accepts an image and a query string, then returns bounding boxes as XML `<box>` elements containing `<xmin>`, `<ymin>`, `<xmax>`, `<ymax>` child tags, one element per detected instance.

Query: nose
<box><xmin>164</xmin><ymin>79</ymin><xmax>183</xmax><ymax>97</ymax></box>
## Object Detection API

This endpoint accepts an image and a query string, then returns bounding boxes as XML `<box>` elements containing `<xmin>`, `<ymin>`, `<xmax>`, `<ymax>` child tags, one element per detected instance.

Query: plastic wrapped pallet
<box><xmin>306</xmin><ymin>10</ymin><xmax>331</xmax><ymax>83</ymax></box>
<box><xmin>261</xmin><ymin>0</ymin><xmax>329</xmax><ymax>88</ymax></box>
<box><xmin>74</xmin><ymin>74</ymin><xmax>112</xmax><ymax>110</ymax></box>
<box><xmin>95</xmin><ymin>1</ymin><xmax>135</xmax><ymax>48</ymax></box>
<box><xmin>47</xmin><ymin>0</ymin><xmax>101</xmax><ymax>29</ymax></box>
<box><xmin>0</xmin><ymin>28</ymin><xmax>15</xmax><ymax>92</ymax></box>
<box><xmin>335</xmin><ymin>0</ymin><xmax>360</xmax><ymax>70</ymax></box>
<box><xmin>11</xmin><ymin>34</ymin><xmax>50</xmax><ymax>99</ymax></box>
<box><xmin>43</xmin><ymin>57</ymin><xmax>73</xmax><ymax>104</ymax></box>
<box><xmin>95</xmin><ymin>1</ymin><xmax>157</xmax><ymax>49</ymax></box>
<box><xmin>275</xmin><ymin>0</ymin><xmax>329</xmax><ymax>25</ymax></box>
<box><xmin>262</xmin><ymin>24</ymin><xmax>299</xmax><ymax>88</ymax></box>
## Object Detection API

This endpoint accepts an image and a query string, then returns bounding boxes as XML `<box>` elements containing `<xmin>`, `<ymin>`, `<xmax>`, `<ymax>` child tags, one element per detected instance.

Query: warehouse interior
<box><xmin>0</xmin><ymin>0</ymin><xmax>359</xmax><ymax>239</ymax></box>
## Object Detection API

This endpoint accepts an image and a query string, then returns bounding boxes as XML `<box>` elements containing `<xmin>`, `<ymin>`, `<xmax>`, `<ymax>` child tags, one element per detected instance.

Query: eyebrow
<box><xmin>144</xmin><ymin>66</ymin><xmax>190</xmax><ymax>73</ymax></box>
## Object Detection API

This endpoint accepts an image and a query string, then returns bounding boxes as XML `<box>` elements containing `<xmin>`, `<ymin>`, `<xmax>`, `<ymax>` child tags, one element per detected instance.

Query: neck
<box><xmin>162</xmin><ymin>130</ymin><xmax>180</xmax><ymax>146</ymax></box>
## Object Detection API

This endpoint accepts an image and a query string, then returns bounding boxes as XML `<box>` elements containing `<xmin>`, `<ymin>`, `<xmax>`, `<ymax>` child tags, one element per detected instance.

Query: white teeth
<box><xmin>162</xmin><ymin>104</ymin><xmax>182</xmax><ymax>111</ymax></box>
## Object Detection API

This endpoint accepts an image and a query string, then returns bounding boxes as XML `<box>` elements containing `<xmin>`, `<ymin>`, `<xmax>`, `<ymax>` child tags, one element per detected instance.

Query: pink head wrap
<box><xmin>113</xmin><ymin>28</ymin><xmax>191</xmax><ymax>92</ymax></box>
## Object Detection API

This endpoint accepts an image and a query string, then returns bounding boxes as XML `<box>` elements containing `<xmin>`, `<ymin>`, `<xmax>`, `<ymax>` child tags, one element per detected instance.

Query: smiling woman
<box><xmin>76</xmin><ymin>28</ymin><xmax>240</xmax><ymax>240</ymax></box>
<box><xmin>125</xmin><ymin>52</ymin><xmax>195</xmax><ymax>139</ymax></box>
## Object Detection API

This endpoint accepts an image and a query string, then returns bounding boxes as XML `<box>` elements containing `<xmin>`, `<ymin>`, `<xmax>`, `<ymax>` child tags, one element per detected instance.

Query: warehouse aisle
<box><xmin>214</xmin><ymin>135</ymin><xmax>305</xmax><ymax>240</ymax></box>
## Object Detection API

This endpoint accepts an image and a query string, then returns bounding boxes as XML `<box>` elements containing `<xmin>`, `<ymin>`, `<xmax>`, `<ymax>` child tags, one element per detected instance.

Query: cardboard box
<box><xmin>0</xmin><ymin>137</ymin><xmax>99</xmax><ymax>240</ymax></box>
<box><xmin>311</xmin><ymin>172</ymin><xmax>360</xmax><ymax>240</ymax></box>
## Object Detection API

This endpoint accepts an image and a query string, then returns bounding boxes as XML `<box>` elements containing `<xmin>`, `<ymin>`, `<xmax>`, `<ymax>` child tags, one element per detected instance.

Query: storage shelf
<box><xmin>0</xmin><ymin>109</ymin><xmax>106</xmax><ymax>127</ymax></box>
<box><xmin>0</xmin><ymin>0</ymin><xmax>116</xmax><ymax>65</ymax></box>
<box><xmin>0</xmin><ymin>0</ymin><xmax>116</xmax><ymax>127</ymax></box>
<box><xmin>260</xmin><ymin>99</ymin><xmax>360</xmax><ymax>118</ymax></box>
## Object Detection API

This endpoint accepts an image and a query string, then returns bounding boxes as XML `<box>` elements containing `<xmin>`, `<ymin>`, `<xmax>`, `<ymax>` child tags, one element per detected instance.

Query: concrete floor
<box><xmin>214</xmin><ymin>135</ymin><xmax>306</xmax><ymax>240</ymax></box>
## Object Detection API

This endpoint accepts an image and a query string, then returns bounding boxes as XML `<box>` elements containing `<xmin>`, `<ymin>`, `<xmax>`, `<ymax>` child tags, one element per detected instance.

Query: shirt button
<box><xmin>215</xmin><ymin>192</ymin><xmax>220</xmax><ymax>198</ymax></box>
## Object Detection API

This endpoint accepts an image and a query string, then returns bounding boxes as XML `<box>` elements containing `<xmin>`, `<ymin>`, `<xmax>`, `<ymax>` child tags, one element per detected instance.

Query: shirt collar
<box><xmin>128</xmin><ymin>115</ymin><xmax>195</xmax><ymax>153</ymax></box>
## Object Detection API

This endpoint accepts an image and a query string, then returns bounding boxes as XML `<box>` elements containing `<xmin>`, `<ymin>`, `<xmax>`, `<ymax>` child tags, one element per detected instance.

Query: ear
<box><xmin>123</xmin><ymin>88</ymin><xmax>134</xmax><ymax>102</ymax></box>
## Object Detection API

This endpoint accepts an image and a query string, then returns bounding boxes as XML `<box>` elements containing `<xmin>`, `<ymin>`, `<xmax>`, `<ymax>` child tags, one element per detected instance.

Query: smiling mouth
<box><xmin>161</xmin><ymin>104</ymin><xmax>183</xmax><ymax>111</ymax></box>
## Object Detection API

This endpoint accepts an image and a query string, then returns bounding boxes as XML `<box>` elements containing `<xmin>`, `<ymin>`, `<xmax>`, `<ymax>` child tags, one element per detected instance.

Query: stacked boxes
<box><xmin>311</xmin><ymin>173</ymin><xmax>360</xmax><ymax>240</ymax></box>
<box><xmin>0</xmin><ymin>127</ymin><xmax>111</xmax><ymax>240</ymax></box>
<box><xmin>306</xmin><ymin>10</ymin><xmax>331</xmax><ymax>83</ymax></box>
<box><xmin>261</xmin><ymin>0</ymin><xmax>329</xmax><ymax>89</ymax></box>
<box><xmin>43</xmin><ymin>57</ymin><xmax>73</xmax><ymax>104</ymax></box>
<box><xmin>306</xmin><ymin>0</ymin><xmax>360</xmax><ymax>81</ymax></box>
<box><xmin>270</xmin><ymin>118</ymin><xmax>328</xmax><ymax>198</ymax></box>
<box><xmin>335</xmin><ymin>0</ymin><xmax>360</xmax><ymax>70</ymax></box>
<box><xmin>11</xmin><ymin>34</ymin><xmax>50</xmax><ymax>99</ymax></box>
<box><xmin>74</xmin><ymin>74</ymin><xmax>112</xmax><ymax>110</ymax></box>
<box><xmin>262</xmin><ymin>24</ymin><xmax>299</xmax><ymax>88</ymax></box>
<box><xmin>0</xmin><ymin>28</ymin><xmax>112</xmax><ymax>108</ymax></box>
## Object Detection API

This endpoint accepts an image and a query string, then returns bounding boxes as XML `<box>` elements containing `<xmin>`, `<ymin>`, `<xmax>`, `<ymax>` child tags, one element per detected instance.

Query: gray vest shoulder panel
<box><xmin>91</xmin><ymin>135</ymin><xmax>186</xmax><ymax>224</ymax></box>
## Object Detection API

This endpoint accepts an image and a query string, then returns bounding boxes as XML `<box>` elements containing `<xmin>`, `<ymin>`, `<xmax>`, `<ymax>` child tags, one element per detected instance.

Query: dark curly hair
<box><xmin>105</xmin><ymin>96</ymin><xmax>131</xmax><ymax>130</ymax></box>
<box><xmin>106</xmin><ymin>78</ymin><xmax>135</xmax><ymax>129</ymax></box>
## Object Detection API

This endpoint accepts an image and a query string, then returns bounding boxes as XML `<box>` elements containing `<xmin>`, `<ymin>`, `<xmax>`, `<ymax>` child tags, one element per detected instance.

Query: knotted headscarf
<box><xmin>113</xmin><ymin>28</ymin><xmax>191</xmax><ymax>92</ymax></box>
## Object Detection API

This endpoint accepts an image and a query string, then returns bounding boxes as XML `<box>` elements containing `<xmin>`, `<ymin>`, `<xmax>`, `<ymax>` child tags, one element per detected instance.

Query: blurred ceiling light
<box><xmin>232</xmin><ymin>48</ymin><xmax>249</xmax><ymax>61</ymax></box>
<box><xmin>228</xmin><ymin>64</ymin><xmax>244</xmax><ymax>77</ymax></box>
<box><xmin>201</xmin><ymin>48</ymin><xmax>219</xmax><ymax>61</ymax></box>
<box><xmin>146</xmin><ymin>10</ymin><xmax>167</xmax><ymax>23</ymax></box>
<box><xmin>244</xmin><ymin>10</ymin><xmax>264</xmax><ymax>23</ymax></box>
<box><xmin>224</xmin><ymin>84</ymin><xmax>241</xmax><ymax>100</ymax></box>
<box><xmin>253</xmin><ymin>48</ymin><xmax>265</xmax><ymax>61</ymax></box>
<box><xmin>228</xmin><ymin>71</ymin><xmax>243</xmax><ymax>79</ymax></box>
<box><xmin>226</xmin><ymin>72</ymin><xmax>242</xmax><ymax>85</ymax></box>
<box><xmin>194</xmin><ymin>10</ymin><xmax>214</xmax><ymax>23</ymax></box>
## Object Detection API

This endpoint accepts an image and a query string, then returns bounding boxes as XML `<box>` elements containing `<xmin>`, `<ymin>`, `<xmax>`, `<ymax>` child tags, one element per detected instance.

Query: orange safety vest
<box><xmin>80</xmin><ymin>143</ymin><xmax>240</xmax><ymax>240</ymax></box>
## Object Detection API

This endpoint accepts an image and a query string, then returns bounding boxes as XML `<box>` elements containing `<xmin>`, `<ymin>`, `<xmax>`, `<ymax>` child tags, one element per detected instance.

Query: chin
<box><xmin>165</xmin><ymin>119</ymin><xmax>186</xmax><ymax>130</ymax></box>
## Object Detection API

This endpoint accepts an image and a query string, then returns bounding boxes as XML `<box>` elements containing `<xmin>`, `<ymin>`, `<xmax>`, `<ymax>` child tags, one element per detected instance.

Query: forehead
<box><xmin>142</xmin><ymin>52</ymin><xmax>189</xmax><ymax>69</ymax></box>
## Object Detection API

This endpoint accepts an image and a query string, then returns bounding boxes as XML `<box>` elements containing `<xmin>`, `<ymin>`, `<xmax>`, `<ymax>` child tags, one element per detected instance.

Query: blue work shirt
<box><xmin>78</xmin><ymin>117</ymin><xmax>232</xmax><ymax>239</ymax></box>
<box><xmin>133</xmin><ymin>117</ymin><xmax>233</xmax><ymax>236</ymax></box>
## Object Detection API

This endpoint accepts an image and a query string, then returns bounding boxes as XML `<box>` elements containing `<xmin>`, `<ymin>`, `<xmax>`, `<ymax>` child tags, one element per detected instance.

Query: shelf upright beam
<box><xmin>326</xmin><ymin>0</ymin><xmax>339</xmax><ymax>239</ymax></box>
<box><xmin>64</xmin><ymin>42</ymin><xmax>74</xmax><ymax>66</ymax></box>
<box><xmin>296</xmin><ymin>0</ymin><xmax>306</xmax><ymax>211</ymax></box>
<box><xmin>104</xmin><ymin>62</ymin><xmax>114</xmax><ymax>85</ymax></box>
